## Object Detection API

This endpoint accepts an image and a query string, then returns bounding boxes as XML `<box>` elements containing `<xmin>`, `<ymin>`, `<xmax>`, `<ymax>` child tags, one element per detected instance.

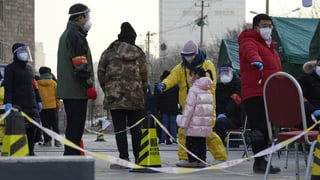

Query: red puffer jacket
<box><xmin>238</xmin><ymin>29</ymin><xmax>282</xmax><ymax>101</ymax></box>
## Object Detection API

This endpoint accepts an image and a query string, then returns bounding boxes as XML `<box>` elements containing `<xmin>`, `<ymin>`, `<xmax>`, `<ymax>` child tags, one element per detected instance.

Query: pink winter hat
<box><xmin>181</xmin><ymin>40</ymin><xmax>198</xmax><ymax>56</ymax></box>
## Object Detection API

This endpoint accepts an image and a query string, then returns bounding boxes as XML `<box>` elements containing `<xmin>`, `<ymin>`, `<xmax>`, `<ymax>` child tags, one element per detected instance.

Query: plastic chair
<box><xmin>263</xmin><ymin>72</ymin><xmax>318</xmax><ymax>180</ymax></box>
<box><xmin>226</xmin><ymin>113</ymin><xmax>251</xmax><ymax>159</ymax></box>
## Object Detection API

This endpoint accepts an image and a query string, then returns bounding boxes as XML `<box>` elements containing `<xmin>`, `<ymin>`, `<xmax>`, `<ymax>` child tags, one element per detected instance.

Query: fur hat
<box><xmin>303</xmin><ymin>60</ymin><xmax>318</xmax><ymax>74</ymax></box>
<box><xmin>118</xmin><ymin>22</ymin><xmax>137</xmax><ymax>44</ymax></box>
<box><xmin>181</xmin><ymin>40</ymin><xmax>198</xmax><ymax>56</ymax></box>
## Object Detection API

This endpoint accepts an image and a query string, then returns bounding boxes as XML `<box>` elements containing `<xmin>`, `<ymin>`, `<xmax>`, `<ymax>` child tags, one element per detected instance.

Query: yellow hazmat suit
<box><xmin>162</xmin><ymin>59</ymin><xmax>227</xmax><ymax>161</ymax></box>
<box><xmin>0</xmin><ymin>86</ymin><xmax>5</xmax><ymax>143</ymax></box>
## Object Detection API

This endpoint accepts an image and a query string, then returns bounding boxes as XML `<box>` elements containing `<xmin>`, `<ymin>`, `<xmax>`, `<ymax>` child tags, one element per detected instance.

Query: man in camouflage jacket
<box><xmin>98</xmin><ymin>22</ymin><xmax>148</xmax><ymax>167</ymax></box>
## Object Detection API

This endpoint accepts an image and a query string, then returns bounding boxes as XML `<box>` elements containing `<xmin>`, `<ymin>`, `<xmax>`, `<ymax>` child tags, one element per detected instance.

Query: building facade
<box><xmin>0</xmin><ymin>0</ymin><xmax>34</xmax><ymax>65</ymax></box>
<box><xmin>159</xmin><ymin>0</ymin><xmax>245</xmax><ymax>58</ymax></box>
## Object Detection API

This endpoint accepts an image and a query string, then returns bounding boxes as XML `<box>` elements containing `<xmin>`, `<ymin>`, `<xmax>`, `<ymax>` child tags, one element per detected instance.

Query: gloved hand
<box><xmin>37</xmin><ymin>102</ymin><xmax>42</xmax><ymax>112</ymax></box>
<box><xmin>87</xmin><ymin>87</ymin><xmax>97</xmax><ymax>100</ymax></box>
<box><xmin>217</xmin><ymin>114</ymin><xmax>227</xmax><ymax>120</ymax></box>
<box><xmin>176</xmin><ymin>114</ymin><xmax>182</xmax><ymax>127</ymax></box>
<box><xmin>4</xmin><ymin>103</ymin><xmax>12</xmax><ymax>112</ymax></box>
<box><xmin>312</xmin><ymin>110</ymin><xmax>320</xmax><ymax>120</ymax></box>
<box><xmin>156</xmin><ymin>83</ymin><xmax>166</xmax><ymax>92</ymax></box>
<box><xmin>251</xmin><ymin>61</ymin><xmax>264</xmax><ymax>71</ymax></box>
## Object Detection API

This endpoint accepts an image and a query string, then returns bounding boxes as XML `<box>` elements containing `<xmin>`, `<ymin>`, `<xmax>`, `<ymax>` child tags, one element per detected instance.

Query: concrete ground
<box><xmin>20</xmin><ymin>133</ymin><xmax>313</xmax><ymax>180</ymax></box>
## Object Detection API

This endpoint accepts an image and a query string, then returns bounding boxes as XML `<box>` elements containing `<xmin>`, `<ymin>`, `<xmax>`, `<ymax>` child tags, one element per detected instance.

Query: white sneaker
<box><xmin>176</xmin><ymin>159</ymin><xmax>188</xmax><ymax>167</ymax></box>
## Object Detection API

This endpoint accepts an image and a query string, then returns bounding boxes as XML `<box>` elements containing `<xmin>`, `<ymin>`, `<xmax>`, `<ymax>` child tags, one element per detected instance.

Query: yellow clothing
<box><xmin>0</xmin><ymin>86</ymin><xmax>5</xmax><ymax>143</ymax></box>
<box><xmin>162</xmin><ymin>60</ymin><xmax>227</xmax><ymax>161</ymax></box>
<box><xmin>37</xmin><ymin>79</ymin><xmax>60</xmax><ymax>109</ymax></box>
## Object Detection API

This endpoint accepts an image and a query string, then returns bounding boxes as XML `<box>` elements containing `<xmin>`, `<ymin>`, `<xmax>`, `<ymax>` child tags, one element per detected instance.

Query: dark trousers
<box><xmin>243</xmin><ymin>96</ymin><xmax>268</xmax><ymax>163</ymax></box>
<box><xmin>215</xmin><ymin>117</ymin><xmax>240</xmax><ymax>143</ymax></box>
<box><xmin>110</xmin><ymin>109</ymin><xmax>142</xmax><ymax>161</ymax></box>
<box><xmin>40</xmin><ymin>108</ymin><xmax>59</xmax><ymax>143</ymax></box>
<box><xmin>160</xmin><ymin>113</ymin><xmax>177</xmax><ymax>142</ymax></box>
<box><xmin>63</xmin><ymin>99</ymin><xmax>88</xmax><ymax>155</ymax></box>
<box><xmin>26</xmin><ymin>126</ymin><xmax>36</xmax><ymax>156</ymax></box>
<box><xmin>186</xmin><ymin>136</ymin><xmax>206</xmax><ymax>162</ymax></box>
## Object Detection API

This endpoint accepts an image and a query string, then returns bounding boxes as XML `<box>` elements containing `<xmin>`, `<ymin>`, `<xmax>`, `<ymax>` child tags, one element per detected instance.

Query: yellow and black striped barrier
<box><xmin>1</xmin><ymin>108</ymin><xmax>29</xmax><ymax>156</ymax></box>
<box><xmin>95</xmin><ymin>120</ymin><xmax>105</xmax><ymax>142</ymax></box>
<box><xmin>130</xmin><ymin>114</ymin><xmax>161</xmax><ymax>173</ymax></box>
<box><xmin>311</xmin><ymin>127</ymin><xmax>320</xmax><ymax>180</ymax></box>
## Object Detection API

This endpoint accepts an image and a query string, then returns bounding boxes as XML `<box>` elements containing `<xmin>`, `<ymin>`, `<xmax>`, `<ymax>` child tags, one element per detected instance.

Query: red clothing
<box><xmin>238</xmin><ymin>29</ymin><xmax>282</xmax><ymax>100</ymax></box>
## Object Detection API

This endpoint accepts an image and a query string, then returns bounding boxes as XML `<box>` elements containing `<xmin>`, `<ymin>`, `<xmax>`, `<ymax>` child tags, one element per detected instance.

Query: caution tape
<box><xmin>151</xmin><ymin>114</ymin><xmax>209</xmax><ymax>165</ymax></box>
<box><xmin>3</xmin><ymin>108</ymin><xmax>319</xmax><ymax>174</ymax></box>
<box><xmin>85</xmin><ymin>117</ymin><xmax>145</xmax><ymax>136</ymax></box>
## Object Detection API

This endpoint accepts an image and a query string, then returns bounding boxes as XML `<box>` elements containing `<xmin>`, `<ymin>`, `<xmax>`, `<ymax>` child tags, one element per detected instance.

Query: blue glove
<box><xmin>156</xmin><ymin>83</ymin><xmax>166</xmax><ymax>92</ymax></box>
<box><xmin>37</xmin><ymin>102</ymin><xmax>42</xmax><ymax>112</ymax></box>
<box><xmin>312</xmin><ymin>110</ymin><xmax>320</xmax><ymax>120</ymax></box>
<box><xmin>217</xmin><ymin>114</ymin><xmax>226</xmax><ymax>120</ymax></box>
<box><xmin>4</xmin><ymin>103</ymin><xmax>12</xmax><ymax>112</ymax></box>
<box><xmin>251</xmin><ymin>61</ymin><xmax>264</xmax><ymax>71</ymax></box>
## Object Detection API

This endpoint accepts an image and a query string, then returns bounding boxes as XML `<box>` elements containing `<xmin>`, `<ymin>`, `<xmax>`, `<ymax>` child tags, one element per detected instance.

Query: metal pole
<box><xmin>200</xmin><ymin>0</ymin><xmax>204</xmax><ymax>48</ymax></box>
<box><xmin>266</xmin><ymin>0</ymin><xmax>269</xmax><ymax>15</ymax></box>
<box><xmin>146</xmin><ymin>31</ymin><xmax>150</xmax><ymax>60</ymax></box>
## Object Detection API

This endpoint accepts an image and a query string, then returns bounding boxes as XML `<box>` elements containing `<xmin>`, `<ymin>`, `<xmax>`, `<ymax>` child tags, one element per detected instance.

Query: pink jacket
<box><xmin>179</xmin><ymin>77</ymin><xmax>213</xmax><ymax>137</ymax></box>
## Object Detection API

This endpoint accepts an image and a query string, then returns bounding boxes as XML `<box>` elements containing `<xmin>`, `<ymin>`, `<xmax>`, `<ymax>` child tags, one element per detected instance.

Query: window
<box><xmin>0</xmin><ymin>40</ymin><xmax>3</xmax><ymax>61</ymax></box>
<box><xmin>0</xmin><ymin>1</ymin><xmax>3</xmax><ymax>21</ymax></box>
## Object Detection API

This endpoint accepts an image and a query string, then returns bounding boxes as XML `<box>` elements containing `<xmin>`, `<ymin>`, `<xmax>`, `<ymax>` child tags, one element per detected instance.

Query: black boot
<box><xmin>253</xmin><ymin>160</ymin><xmax>280</xmax><ymax>174</ymax></box>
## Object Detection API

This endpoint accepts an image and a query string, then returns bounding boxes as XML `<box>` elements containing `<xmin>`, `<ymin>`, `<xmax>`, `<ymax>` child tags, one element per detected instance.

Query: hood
<box><xmin>108</xmin><ymin>40</ymin><xmax>144</xmax><ymax>61</ymax></box>
<box><xmin>303</xmin><ymin>60</ymin><xmax>316</xmax><ymax>74</ymax></box>
<box><xmin>38</xmin><ymin>73</ymin><xmax>53</xmax><ymax>87</ymax></box>
<box><xmin>37</xmin><ymin>79</ymin><xmax>51</xmax><ymax>87</ymax></box>
<box><xmin>193</xmin><ymin>77</ymin><xmax>212</xmax><ymax>91</ymax></box>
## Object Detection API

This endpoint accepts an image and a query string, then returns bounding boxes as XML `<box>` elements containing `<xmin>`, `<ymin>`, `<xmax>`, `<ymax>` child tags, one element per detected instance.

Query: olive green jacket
<box><xmin>57</xmin><ymin>21</ymin><xmax>94</xmax><ymax>99</ymax></box>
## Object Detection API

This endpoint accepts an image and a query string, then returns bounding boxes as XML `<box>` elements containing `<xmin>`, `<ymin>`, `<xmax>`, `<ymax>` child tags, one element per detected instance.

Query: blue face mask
<box><xmin>17</xmin><ymin>51</ymin><xmax>29</xmax><ymax>62</ymax></box>
<box><xmin>14</xmin><ymin>45</ymin><xmax>31</xmax><ymax>62</ymax></box>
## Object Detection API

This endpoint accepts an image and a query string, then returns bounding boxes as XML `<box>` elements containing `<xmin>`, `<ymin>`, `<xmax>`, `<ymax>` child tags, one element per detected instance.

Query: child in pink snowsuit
<box><xmin>177</xmin><ymin>67</ymin><xmax>213</xmax><ymax>168</ymax></box>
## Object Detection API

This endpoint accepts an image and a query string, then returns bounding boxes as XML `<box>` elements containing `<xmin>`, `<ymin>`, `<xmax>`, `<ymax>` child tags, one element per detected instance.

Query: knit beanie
<box><xmin>12</xmin><ymin>43</ymin><xmax>25</xmax><ymax>53</ymax></box>
<box><xmin>181</xmin><ymin>40</ymin><xmax>198</xmax><ymax>56</ymax></box>
<box><xmin>118</xmin><ymin>22</ymin><xmax>137</xmax><ymax>45</ymax></box>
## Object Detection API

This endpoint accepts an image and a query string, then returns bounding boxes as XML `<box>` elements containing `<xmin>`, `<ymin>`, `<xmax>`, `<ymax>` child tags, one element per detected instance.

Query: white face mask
<box><xmin>84</xmin><ymin>19</ymin><xmax>92</xmax><ymax>32</ymax></box>
<box><xmin>184</xmin><ymin>55</ymin><xmax>195</xmax><ymax>63</ymax></box>
<box><xmin>17</xmin><ymin>51</ymin><xmax>29</xmax><ymax>62</ymax></box>
<box><xmin>259</xmin><ymin>27</ymin><xmax>272</xmax><ymax>40</ymax></box>
<box><xmin>220</xmin><ymin>75</ymin><xmax>232</xmax><ymax>84</ymax></box>
<box><xmin>315</xmin><ymin>66</ymin><xmax>320</xmax><ymax>76</ymax></box>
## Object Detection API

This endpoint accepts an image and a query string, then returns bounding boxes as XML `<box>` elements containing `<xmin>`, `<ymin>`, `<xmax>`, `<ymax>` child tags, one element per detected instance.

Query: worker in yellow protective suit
<box><xmin>0</xmin><ymin>73</ymin><xmax>5</xmax><ymax>144</ymax></box>
<box><xmin>156</xmin><ymin>40</ymin><xmax>227</xmax><ymax>166</ymax></box>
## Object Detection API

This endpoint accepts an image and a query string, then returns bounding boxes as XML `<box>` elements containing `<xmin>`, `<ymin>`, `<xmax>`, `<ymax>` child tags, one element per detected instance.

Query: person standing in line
<box><xmin>98</xmin><ymin>22</ymin><xmax>148</xmax><ymax>168</ymax></box>
<box><xmin>3</xmin><ymin>43</ymin><xmax>43</xmax><ymax>155</ymax></box>
<box><xmin>238</xmin><ymin>13</ymin><xmax>281</xmax><ymax>173</ymax></box>
<box><xmin>297</xmin><ymin>58</ymin><xmax>320</xmax><ymax>127</ymax></box>
<box><xmin>37</xmin><ymin>66</ymin><xmax>62</xmax><ymax>147</ymax></box>
<box><xmin>214</xmin><ymin>64</ymin><xmax>243</xmax><ymax>145</ymax></box>
<box><xmin>57</xmin><ymin>3</ymin><xmax>97</xmax><ymax>155</ymax></box>
<box><xmin>176</xmin><ymin>67</ymin><xmax>213</xmax><ymax>168</ymax></box>
<box><xmin>156</xmin><ymin>40</ymin><xmax>227</xmax><ymax>166</ymax></box>
<box><xmin>154</xmin><ymin>70</ymin><xmax>180</xmax><ymax>145</ymax></box>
